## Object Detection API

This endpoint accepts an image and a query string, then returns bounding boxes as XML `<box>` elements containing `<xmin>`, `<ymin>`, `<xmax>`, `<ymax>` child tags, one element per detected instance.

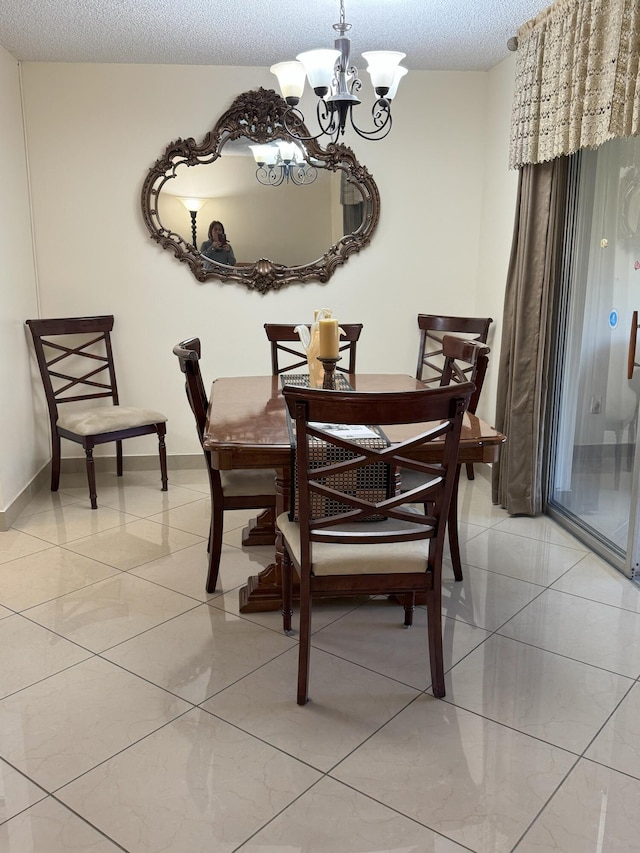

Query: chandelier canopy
<box><xmin>270</xmin><ymin>0</ymin><xmax>407</xmax><ymax>143</ymax></box>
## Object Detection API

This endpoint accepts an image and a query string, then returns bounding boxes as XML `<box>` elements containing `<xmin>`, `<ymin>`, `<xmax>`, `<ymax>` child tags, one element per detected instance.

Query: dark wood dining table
<box><xmin>203</xmin><ymin>374</ymin><xmax>505</xmax><ymax>613</ymax></box>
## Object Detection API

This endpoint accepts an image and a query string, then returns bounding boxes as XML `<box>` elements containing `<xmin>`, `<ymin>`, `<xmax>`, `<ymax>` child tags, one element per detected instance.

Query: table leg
<box><xmin>241</xmin><ymin>508</ymin><xmax>276</xmax><ymax>547</ymax></box>
<box><xmin>239</xmin><ymin>467</ymin><xmax>290</xmax><ymax>612</ymax></box>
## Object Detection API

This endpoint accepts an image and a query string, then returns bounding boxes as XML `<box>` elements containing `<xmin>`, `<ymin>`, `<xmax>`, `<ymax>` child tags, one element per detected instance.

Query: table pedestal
<box><xmin>241</xmin><ymin>509</ymin><xmax>276</xmax><ymax>547</ymax></box>
<box><xmin>239</xmin><ymin>469</ymin><xmax>289</xmax><ymax>612</ymax></box>
<box><xmin>239</xmin><ymin>563</ymin><xmax>286</xmax><ymax>612</ymax></box>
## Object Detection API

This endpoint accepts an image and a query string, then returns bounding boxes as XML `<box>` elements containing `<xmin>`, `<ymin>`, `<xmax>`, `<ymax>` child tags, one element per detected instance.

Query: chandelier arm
<box><xmin>255</xmin><ymin>159</ymin><xmax>316</xmax><ymax>188</ymax></box>
<box><xmin>304</xmin><ymin>165</ymin><xmax>318</xmax><ymax>184</ymax></box>
<box><xmin>281</xmin><ymin>105</ymin><xmax>338</xmax><ymax>142</ymax></box>
<box><xmin>290</xmin><ymin>164</ymin><xmax>318</xmax><ymax>186</ymax></box>
<box><xmin>348</xmin><ymin>101</ymin><xmax>393</xmax><ymax>140</ymax></box>
<box><xmin>255</xmin><ymin>165</ymin><xmax>285</xmax><ymax>187</ymax></box>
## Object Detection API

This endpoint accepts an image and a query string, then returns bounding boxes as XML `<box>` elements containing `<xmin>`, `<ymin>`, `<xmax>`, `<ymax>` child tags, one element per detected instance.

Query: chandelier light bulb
<box><xmin>296</xmin><ymin>49</ymin><xmax>341</xmax><ymax>96</ymax></box>
<box><xmin>249</xmin><ymin>144</ymin><xmax>278</xmax><ymax>166</ymax></box>
<box><xmin>270</xmin><ymin>61</ymin><xmax>306</xmax><ymax>104</ymax></box>
<box><xmin>361</xmin><ymin>51</ymin><xmax>406</xmax><ymax>95</ymax></box>
<box><xmin>385</xmin><ymin>66</ymin><xmax>408</xmax><ymax>101</ymax></box>
<box><xmin>277</xmin><ymin>140</ymin><xmax>298</xmax><ymax>162</ymax></box>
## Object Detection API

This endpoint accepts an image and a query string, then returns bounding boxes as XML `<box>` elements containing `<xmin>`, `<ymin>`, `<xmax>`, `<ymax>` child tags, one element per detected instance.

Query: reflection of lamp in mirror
<box><xmin>179</xmin><ymin>197</ymin><xmax>207</xmax><ymax>249</ymax></box>
<box><xmin>250</xmin><ymin>141</ymin><xmax>317</xmax><ymax>187</ymax></box>
<box><xmin>270</xmin><ymin>0</ymin><xmax>407</xmax><ymax>142</ymax></box>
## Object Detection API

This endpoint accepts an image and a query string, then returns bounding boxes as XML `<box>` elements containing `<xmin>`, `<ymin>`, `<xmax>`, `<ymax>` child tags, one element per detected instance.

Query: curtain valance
<box><xmin>509</xmin><ymin>0</ymin><xmax>640</xmax><ymax>169</ymax></box>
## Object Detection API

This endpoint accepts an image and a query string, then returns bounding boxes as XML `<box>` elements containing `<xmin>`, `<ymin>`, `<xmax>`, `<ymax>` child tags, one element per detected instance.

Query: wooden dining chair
<box><xmin>415</xmin><ymin>314</ymin><xmax>492</xmax><ymax>480</ymax></box>
<box><xmin>264</xmin><ymin>323</ymin><xmax>363</xmax><ymax>375</ymax></box>
<box><xmin>278</xmin><ymin>381</ymin><xmax>473</xmax><ymax>704</ymax></box>
<box><xmin>173</xmin><ymin>338</ymin><xmax>277</xmax><ymax>592</ymax></box>
<box><xmin>402</xmin><ymin>334</ymin><xmax>490</xmax><ymax>582</ymax></box>
<box><xmin>26</xmin><ymin>315</ymin><xmax>168</xmax><ymax>509</ymax></box>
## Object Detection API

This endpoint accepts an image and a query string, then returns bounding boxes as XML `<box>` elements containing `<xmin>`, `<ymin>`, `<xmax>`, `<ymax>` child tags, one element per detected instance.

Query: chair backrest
<box><xmin>26</xmin><ymin>316</ymin><xmax>119</xmax><ymax>430</ymax></box>
<box><xmin>172</xmin><ymin>338</ymin><xmax>209</xmax><ymax>444</ymax></box>
<box><xmin>264</xmin><ymin>323</ymin><xmax>363</xmax><ymax>375</ymax></box>
<box><xmin>283</xmin><ymin>382</ymin><xmax>474</xmax><ymax>569</ymax></box>
<box><xmin>440</xmin><ymin>335</ymin><xmax>490</xmax><ymax>416</ymax></box>
<box><xmin>416</xmin><ymin>314</ymin><xmax>492</xmax><ymax>385</ymax></box>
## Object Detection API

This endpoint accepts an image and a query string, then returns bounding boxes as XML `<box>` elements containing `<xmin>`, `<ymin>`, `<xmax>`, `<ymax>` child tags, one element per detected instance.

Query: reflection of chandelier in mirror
<box><xmin>179</xmin><ymin>197</ymin><xmax>207</xmax><ymax>248</ymax></box>
<box><xmin>270</xmin><ymin>0</ymin><xmax>407</xmax><ymax>143</ymax></box>
<box><xmin>250</xmin><ymin>140</ymin><xmax>318</xmax><ymax>187</ymax></box>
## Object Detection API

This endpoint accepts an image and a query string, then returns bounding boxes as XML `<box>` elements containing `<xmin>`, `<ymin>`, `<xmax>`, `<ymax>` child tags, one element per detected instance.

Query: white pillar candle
<box><xmin>318</xmin><ymin>318</ymin><xmax>339</xmax><ymax>358</ymax></box>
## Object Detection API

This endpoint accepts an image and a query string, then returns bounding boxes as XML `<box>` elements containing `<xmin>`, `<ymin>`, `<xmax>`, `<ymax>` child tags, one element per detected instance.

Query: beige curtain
<box><xmin>510</xmin><ymin>0</ymin><xmax>640</xmax><ymax>169</ymax></box>
<box><xmin>492</xmin><ymin>157</ymin><xmax>569</xmax><ymax>515</ymax></box>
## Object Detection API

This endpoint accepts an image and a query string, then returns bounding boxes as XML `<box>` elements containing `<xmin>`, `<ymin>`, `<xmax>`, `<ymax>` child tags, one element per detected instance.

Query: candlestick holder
<box><xmin>317</xmin><ymin>356</ymin><xmax>341</xmax><ymax>389</ymax></box>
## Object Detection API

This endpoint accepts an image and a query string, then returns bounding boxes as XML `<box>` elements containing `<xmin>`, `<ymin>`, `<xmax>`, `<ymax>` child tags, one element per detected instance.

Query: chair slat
<box><xmin>265</xmin><ymin>323</ymin><xmax>363</xmax><ymax>375</ymax></box>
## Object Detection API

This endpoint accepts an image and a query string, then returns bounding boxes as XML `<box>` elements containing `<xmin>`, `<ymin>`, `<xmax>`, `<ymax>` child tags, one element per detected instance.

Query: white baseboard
<box><xmin>2</xmin><ymin>456</ymin><xmax>493</xmax><ymax>531</ymax></box>
<box><xmin>0</xmin><ymin>454</ymin><xmax>204</xmax><ymax>531</ymax></box>
<box><xmin>0</xmin><ymin>465</ymin><xmax>50</xmax><ymax>531</ymax></box>
<box><xmin>57</xmin><ymin>453</ymin><xmax>204</xmax><ymax>474</ymax></box>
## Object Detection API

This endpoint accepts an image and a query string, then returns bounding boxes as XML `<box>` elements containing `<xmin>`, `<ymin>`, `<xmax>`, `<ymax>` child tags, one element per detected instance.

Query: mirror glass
<box><xmin>141</xmin><ymin>88</ymin><xmax>380</xmax><ymax>293</ymax></box>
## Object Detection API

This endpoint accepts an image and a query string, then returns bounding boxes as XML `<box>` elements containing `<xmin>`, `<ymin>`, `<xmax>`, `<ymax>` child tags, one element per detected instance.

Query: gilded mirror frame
<box><xmin>141</xmin><ymin>88</ymin><xmax>380</xmax><ymax>294</ymax></box>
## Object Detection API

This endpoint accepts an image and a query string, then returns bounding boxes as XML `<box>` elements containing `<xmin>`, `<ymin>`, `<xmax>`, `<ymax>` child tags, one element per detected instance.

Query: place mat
<box><xmin>280</xmin><ymin>372</ymin><xmax>352</xmax><ymax>391</ymax></box>
<box><xmin>280</xmin><ymin>374</ymin><xmax>391</xmax><ymax>521</ymax></box>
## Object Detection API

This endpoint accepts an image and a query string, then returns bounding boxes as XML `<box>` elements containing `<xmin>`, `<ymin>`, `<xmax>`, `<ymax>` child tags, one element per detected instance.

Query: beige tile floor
<box><xmin>1</xmin><ymin>467</ymin><xmax>639</xmax><ymax>851</ymax></box>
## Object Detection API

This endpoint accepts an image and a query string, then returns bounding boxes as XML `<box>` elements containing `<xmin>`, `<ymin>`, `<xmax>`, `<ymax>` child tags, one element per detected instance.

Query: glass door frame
<box><xmin>544</xmin><ymin>149</ymin><xmax>640</xmax><ymax>580</ymax></box>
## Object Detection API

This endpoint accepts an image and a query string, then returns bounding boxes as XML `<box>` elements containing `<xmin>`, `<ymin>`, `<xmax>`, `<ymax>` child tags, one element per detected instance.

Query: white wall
<box><xmin>15</xmin><ymin>60</ymin><xmax>517</xmax><ymax>462</ymax></box>
<box><xmin>475</xmin><ymin>53</ymin><xmax>519</xmax><ymax>421</ymax></box>
<box><xmin>0</xmin><ymin>45</ymin><xmax>47</xmax><ymax>512</ymax></box>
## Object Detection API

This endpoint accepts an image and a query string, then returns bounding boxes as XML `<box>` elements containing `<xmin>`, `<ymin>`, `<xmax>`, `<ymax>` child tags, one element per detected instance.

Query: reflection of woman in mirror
<box><xmin>201</xmin><ymin>220</ymin><xmax>236</xmax><ymax>267</ymax></box>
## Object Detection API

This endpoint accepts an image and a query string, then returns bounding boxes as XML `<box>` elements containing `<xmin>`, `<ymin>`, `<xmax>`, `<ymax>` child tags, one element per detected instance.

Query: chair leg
<box><xmin>403</xmin><ymin>592</ymin><xmax>415</xmax><ymax>627</ymax></box>
<box><xmin>116</xmin><ymin>440</ymin><xmax>123</xmax><ymax>476</ymax></box>
<box><xmin>297</xmin><ymin>573</ymin><xmax>312</xmax><ymax>705</ymax></box>
<box><xmin>465</xmin><ymin>462</ymin><xmax>475</xmax><ymax>480</ymax></box>
<box><xmin>281</xmin><ymin>547</ymin><xmax>293</xmax><ymax>634</ymax></box>
<box><xmin>84</xmin><ymin>442</ymin><xmax>98</xmax><ymax>510</ymax></box>
<box><xmin>205</xmin><ymin>501</ymin><xmax>223</xmax><ymax>593</ymax></box>
<box><xmin>158</xmin><ymin>428</ymin><xmax>168</xmax><ymax>491</ymax></box>
<box><xmin>427</xmin><ymin>592</ymin><xmax>445</xmax><ymax>698</ymax></box>
<box><xmin>50</xmin><ymin>433</ymin><xmax>62</xmax><ymax>492</ymax></box>
<box><xmin>206</xmin><ymin>468</ymin><xmax>216</xmax><ymax>554</ymax></box>
<box><xmin>448</xmin><ymin>467</ymin><xmax>463</xmax><ymax>582</ymax></box>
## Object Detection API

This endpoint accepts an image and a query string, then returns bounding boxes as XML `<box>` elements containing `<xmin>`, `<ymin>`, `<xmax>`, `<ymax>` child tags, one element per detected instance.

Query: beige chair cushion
<box><xmin>57</xmin><ymin>405</ymin><xmax>167</xmax><ymax>436</ymax></box>
<box><xmin>277</xmin><ymin>513</ymin><xmax>431</xmax><ymax>576</ymax></box>
<box><xmin>221</xmin><ymin>468</ymin><xmax>277</xmax><ymax>496</ymax></box>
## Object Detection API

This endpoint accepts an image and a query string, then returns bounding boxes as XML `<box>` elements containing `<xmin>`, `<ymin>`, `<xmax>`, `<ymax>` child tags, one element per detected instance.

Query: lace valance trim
<box><xmin>509</xmin><ymin>0</ymin><xmax>640</xmax><ymax>169</ymax></box>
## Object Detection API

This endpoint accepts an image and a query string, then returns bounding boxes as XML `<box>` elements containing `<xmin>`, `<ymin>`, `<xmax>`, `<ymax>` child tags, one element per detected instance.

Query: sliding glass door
<box><xmin>547</xmin><ymin>137</ymin><xmax>640</xmax><ymax>578</ymax></box>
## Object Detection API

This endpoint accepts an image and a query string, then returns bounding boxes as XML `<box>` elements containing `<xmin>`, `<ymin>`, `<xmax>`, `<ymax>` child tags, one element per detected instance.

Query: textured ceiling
<box><xmin>0</xmin><ymin>0</ymin><xmax>549</xmax><ymax>72</ymax></box>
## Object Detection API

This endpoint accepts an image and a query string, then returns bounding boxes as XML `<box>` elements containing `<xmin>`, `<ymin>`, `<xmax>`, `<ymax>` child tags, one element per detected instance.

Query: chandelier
<box><xmin>250</xmin><ymin>140</ymin><xmax>318</xmax><ymax>187</ymax></box>
<box><xmin>270</xmin><ymin>0</ymin><xmax>407</xmax><ymax>143</ymax></box>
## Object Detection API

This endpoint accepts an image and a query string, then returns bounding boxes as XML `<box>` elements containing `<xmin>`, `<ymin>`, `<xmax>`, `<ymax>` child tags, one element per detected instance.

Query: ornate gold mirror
<box><xmin>141</xmin><ymin>88</ymin><xmax>380</xmax><ymax>293</ymax></box>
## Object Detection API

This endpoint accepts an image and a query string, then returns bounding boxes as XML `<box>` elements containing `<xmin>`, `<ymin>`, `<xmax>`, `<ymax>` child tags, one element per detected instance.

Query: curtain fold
<box><xmin>510</xmin><ymin>0</ymin><xmax>640</xmax><ymax>169</ymax></box>
<box><xmin>493</xmin><ymin>157</ymin><xmax>569</xmax><ymax>514</ymax></box>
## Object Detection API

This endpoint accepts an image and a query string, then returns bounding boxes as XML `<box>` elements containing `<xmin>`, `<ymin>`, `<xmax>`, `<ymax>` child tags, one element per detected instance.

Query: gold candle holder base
<box><xmin>317</xmin><ymin>356</ymin><xmax>341</xmax><ymax>389</ymax></box>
